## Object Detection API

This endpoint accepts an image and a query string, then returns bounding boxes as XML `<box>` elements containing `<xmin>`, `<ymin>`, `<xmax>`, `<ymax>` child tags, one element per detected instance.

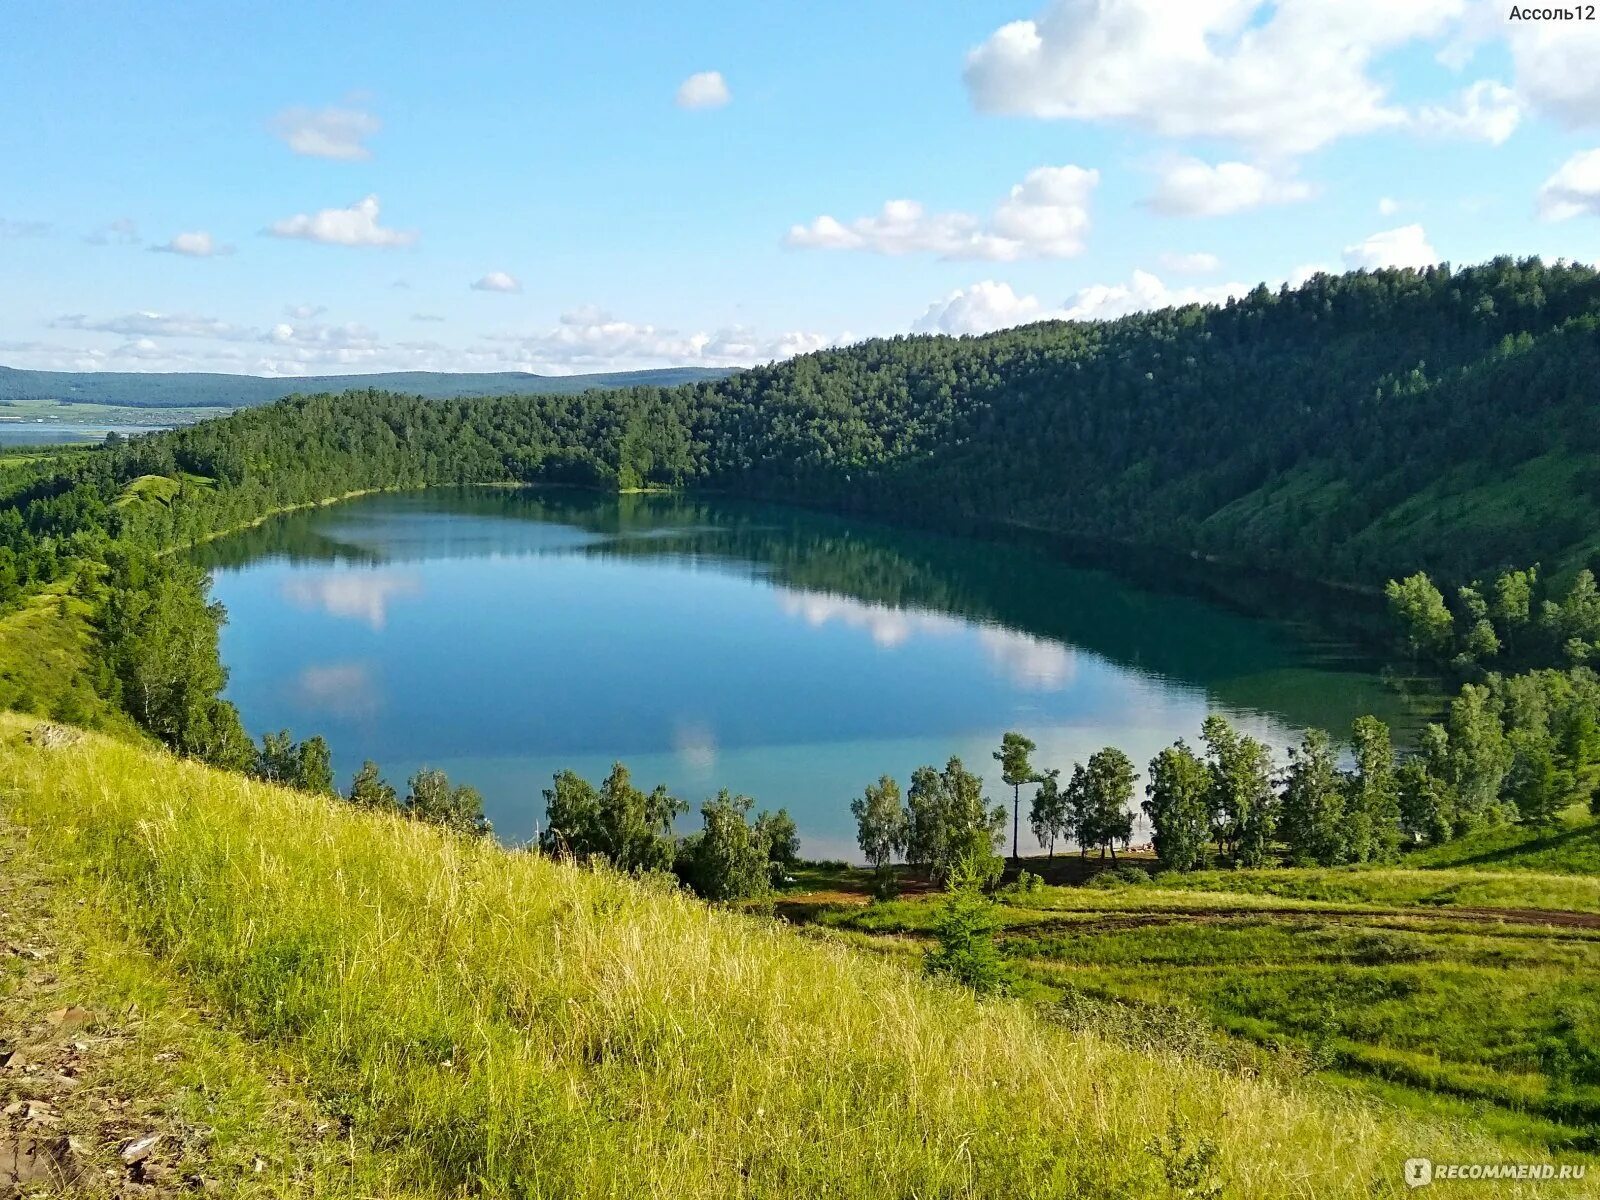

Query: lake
<box><xmin>201</xmin><ymin>489</ymin><xmax>1426</xmax><ymax>860</ymax></box>
<box><xmin>0</xmin><ymin>422</ymin><xmax>160</xmax><ymax>445</ymax></box>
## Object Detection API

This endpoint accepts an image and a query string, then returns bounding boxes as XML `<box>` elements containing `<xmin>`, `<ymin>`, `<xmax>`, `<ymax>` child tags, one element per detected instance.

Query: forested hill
<box><xmin>0</xmin><ymin>364</ymin><xmax>733</xmax><ymax>408</ymax></box>
<box><xmin>7</xmin><ymin>257</ymin><xmax>1600</xmax><ymax>594</ymax></box>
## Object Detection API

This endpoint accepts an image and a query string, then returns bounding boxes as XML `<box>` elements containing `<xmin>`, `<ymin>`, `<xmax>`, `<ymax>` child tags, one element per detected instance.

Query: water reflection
<box><xmin>291</xmin><ymin>661</ymin><xmax>382</xmax><ymax>720</ymax></box>
<box><xmin>201</xmin><ymin>488</ymin><xmax>1436</xmax><ymax>855</ymax></box>
<box><xmin>281</xmin><ymin>571</ymin><xmax>423</xmax><ymax>630</ymax></box>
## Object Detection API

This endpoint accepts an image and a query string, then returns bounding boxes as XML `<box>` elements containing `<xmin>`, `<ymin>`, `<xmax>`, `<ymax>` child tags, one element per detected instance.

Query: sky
<box><xmin>2</xmin><ymin>0</ymin><xmax>1599</xmax><ymax>378</ymax></box>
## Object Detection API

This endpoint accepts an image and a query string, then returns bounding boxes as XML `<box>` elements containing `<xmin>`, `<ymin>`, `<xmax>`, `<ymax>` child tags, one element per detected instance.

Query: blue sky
<box><xmin>2</xmin><ymin>0</ymin><xmax>1598</xmax><ymax>377</ymax></box>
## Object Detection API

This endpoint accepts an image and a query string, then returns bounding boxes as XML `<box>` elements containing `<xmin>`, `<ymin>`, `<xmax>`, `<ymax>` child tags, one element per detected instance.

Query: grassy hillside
<box><xmin>1405</xmin><ymin>804</ymin><xmax>1600</xmax><ymax>875</ymax></box>
<box><xmin>0</xmin><ymin>364</ymin><xmax>733</xmax><ymax>409</ymax></box>
<box><xmin>787</xmin><ymin>825</ymin><xmax>1600</xmax><ymax>1153</ymax></box>
<box><xmin>0</xmin><ymin>586</ymin><xmax>135</xmax><ymax>734</ymax></box>
<box><xmin>0</xmin><ymin>712</ymin><xmax>1570</xmax><ymax>1198</ymax></box>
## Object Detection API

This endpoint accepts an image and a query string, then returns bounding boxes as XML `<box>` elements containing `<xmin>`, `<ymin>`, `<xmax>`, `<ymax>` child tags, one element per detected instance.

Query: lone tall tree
<box><xmin>994</xmin><ymin>731</ymin><xmax>1037</xmax><ymax>862</ymax></box>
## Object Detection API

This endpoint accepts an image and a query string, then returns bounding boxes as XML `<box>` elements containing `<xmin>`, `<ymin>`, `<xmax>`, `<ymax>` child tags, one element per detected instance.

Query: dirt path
<box><xmin>0</xmin><ymin>818</ymin><xmax>388</xmax><ymax>1198</ymax></box>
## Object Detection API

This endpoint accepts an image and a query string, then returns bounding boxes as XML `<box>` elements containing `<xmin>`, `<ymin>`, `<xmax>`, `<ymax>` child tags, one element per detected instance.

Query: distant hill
<box><xmin>0</xmin><ymin>364</ymin><xmax>735</xmax><ymax>409</ymax></box>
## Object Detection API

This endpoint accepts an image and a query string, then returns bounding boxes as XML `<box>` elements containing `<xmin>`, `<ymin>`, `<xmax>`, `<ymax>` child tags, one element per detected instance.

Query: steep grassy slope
<box><xmin>0</xmin><ymin>713</ymin><xmax>1570</xmax><ymax>1198</ymax></box>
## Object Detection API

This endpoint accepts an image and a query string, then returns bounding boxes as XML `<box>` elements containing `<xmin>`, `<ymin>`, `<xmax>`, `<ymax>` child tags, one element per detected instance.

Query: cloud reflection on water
<box><xmin>291</xmin><ymin>660</ymin><xmax>381</xmax><ymax>720</ymax></box>
<box><xmin>778</xmin><ymin>589</ymin><xmax>1075</xmax><ymax>692</ymax></box>
<box><xmin>281</xmin><ymin>570</ymin><xmax>422</xmax><ymax>630</ymax></box>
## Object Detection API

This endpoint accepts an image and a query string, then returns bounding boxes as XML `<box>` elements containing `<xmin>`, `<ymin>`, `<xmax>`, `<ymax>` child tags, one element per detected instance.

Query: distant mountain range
<box><xmin>0</xmin><ymin>364</ymin><xmax>735</xmax><ymax>409</ymax></box>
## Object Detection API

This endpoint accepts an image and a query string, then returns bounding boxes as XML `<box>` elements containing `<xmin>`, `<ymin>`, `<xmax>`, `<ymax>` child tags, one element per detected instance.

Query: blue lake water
<box><xmin>201</xmin><ymin>489</ymin><xmax>1423</xmax><ymax>860</ymax></box>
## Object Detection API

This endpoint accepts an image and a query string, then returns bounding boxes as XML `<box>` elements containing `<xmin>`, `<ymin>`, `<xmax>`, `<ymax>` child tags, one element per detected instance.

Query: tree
<box><xmin>1201</xmin><ymin>715</ymin><xmax>1277</xmax><ymax>866</ymax></box>
<box><xmin>1028</xmin><ymin>768</ymin><xmax>1069</xmax><ymax>860</ymax></box>
<box><xmin>993</xmin><ymin>731</ymin><xmax>1037</xmax><ymax>862</ymax></box>
<box><xmin>905</xmin><ymin>758</ymin><xmax>1004</xmax><ymax>885</ymax></box>
<box><xmin>756</xmin><ymin>808</ymin><xmax>801</xmax><ymax>876</ymax></box>
<box><xmin>405</xmin><ymin>767</ymin><xmax>490</xmax><ymax>836</ymax></box>
<box><xmin>94</xmin><ymin>552</ymin><xmax>240</xmax><ymax>764</ymax></box>
<box><xmin>1385</xmin><ymin>573</ymin><xmax>1453</xmax><ymax>660</ymax></box>
<box><xmin>923</xmin><ymin>851</ymin><xmax>1012</xmax><ymax>996</ymax></box>
<box><xmin>1071</xmin><ymin>747</ymin><xmax>1137</xmax><ymax>860</ymax></box>
<box><xmin>348</xmin><ymin>760</ymin><xmax>398</xmax><ymax>810</ymax></box>
<box><xmin>185</xmin><ymin>698</ymin><xmax>256</xmax><ymax>774</ymax></box>
<box><xmin>1397</xmin><ymin>758</ymin><xmax>1454</xmax><ymax>846</ymax></box>
<box><xmin>1541</xmin><ymin>570</ymin><xmax>1600</xmax><ymax>663</ymax></box>
<box><xmin>1444</xmin><ymin>684</ymin><xmax>1513</xmax><ymax>830</ymax></box>
<box><xmin>1143</xmin><ymin>741</ymin><xmax>1213</xmax><ymax>872</ymax></box>
<box><xmin>255</xmin><ymin>730</ymin><xmax>296</xmax><ymax>784</ymax></box>
<box><xmin>541</xmin><ymin>769</ymin><xmax>600</xmax><ymax>857</ymax></box>
<box><xmin>1347</xmin><ymin>716</ymin><xmax>1401</xmax><ymax>862</ymax></box>
<box><xmin>295</xmin><ymin>735</ymin><xmax>336</xmax><ymax>796</ymax></box>
<box><xmin>1456</xmin><ymin>584</ymin><xmax>1501</xmax><ymax>667</ymax></box>
<box><xmin>595</xmin><ymin>763</ymin><xmax>684</xmax><ymax>873</ymax></box>
<box><xmin>851</xmin><ymin>775</ymin><xmax>908</xmax><ymax>874</ymax></box>
<box><xmin>1279</xmin><ymin>729</ymin><xmax>1347</xmax><ymax>866</ymax></box>
<box><xmin>674</xmin><ymin>791</ymin><xmax>772</xmax><ymax>902</ymax></box>
<box><xmin>1506</xmin><ymin>728</ymin><xmax>1567</xmax><ymax>826</ymax></box>
<box><xmin>539</xmin><ymin>764</ymin><xmax>682</xmax><ymax>872</ymax></box>
<box><xmin>1492</xmin><ymin>566</ymin><xmax>1538</xmax><ymax>656</ymax></box>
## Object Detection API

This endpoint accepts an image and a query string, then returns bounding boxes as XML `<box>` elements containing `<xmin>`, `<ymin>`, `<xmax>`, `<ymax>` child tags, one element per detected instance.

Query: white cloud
<box><xmin>913</xmin><ymin>281</ymin><xmax>1052</xmax><ymax>336</ymax></box>
<box><xmin>412</xmin><ymin>312</ymin><xmax>446</xmax><ymax>322</ymax></box>
<box><xmin>675</xmin><ymin>71</ymin><xmax>731</xmax><ymax>110</ymax></box>
<box><xmin>150</xmin><ymin>230</ymin><xmax>232</xmax><ymax>257</ymax></box>
<box><xmin>787</xmin><ymin>165</ymin><xmax>1097</xmax><ymax>260</ymax></box>
<box><xmin>85</xmin><ymin>217</ymin><xmax>140</xmax><ymax>246</ymax></box>
<box><xmin>471</xmin><ymin>271</ymin><xmax>522</xmax><ymax>293</ymax></box>
<box><xmin>1377</xmin><ymin>196</ymin><xmax>1402</xmax><ymax>216</ymax></box>
<box><xmin>1147</xmin><ymin>159</ymin><xmax>1312</xmax><ymax>217</ymax></box>
<box><xmin>1342</xmin><ymin>223</ymin><xmax>1438</xmax><ymax>270</ymax></box>
<box><xmin>27</xmin><ymin>300</ymin><xmax>835</xmax><ymax>376</ymax></box>
<box><xmin>270</xmin><ymin>105</ymin><xmax>381</xmax><ymax>160</ymax></box>
<box><xmin>266</xmin><ymin>320</ymin><xmax>381</xmax><ymax>352</ymax></box>
<box><xmin>1414</xmin><ymin>79</ymin><xmax>1521</xmax><ymax>144</ymax></box>
<box><xmin>963</xmin><ymin>0</ymin><xmax>1462</xmax><ymax>155</ymax></box>
<box><xmin>1503</xmin><ymin>11</ymin><xmax>1600</xmax><ymax>129</ymax></box>
<box><xmin>1159</xmin><ymin>251</ymin><xmax>1221</xmax><ymax>274</ymax></box>
<box><xmin>52</xmin><ymin>311</ymin><xmax>252</xmax><ymax>340</ymax></box>
<box><xmin>284</xmin><ymin>303</ymin><xmax>326</xmax><ymax>320</ymax></box>
<box><xmin>1538</xmin><ymin>149</ymin><xmax>1600</xmax><ymax>221</ymax></box>
<box><xmin>1060</xmin><ymin>270</ymin><xmax>1250</xmax><ymax>321</ymax></box>
<box><xmin>266</xmin><ymin>195</ymin><xmax>417</xmax><ymax>248</ymax></box>
<box><xmin>488</xmin><ymin>309</ymin><xmax>837</xmax><ymax>371</ymax></box>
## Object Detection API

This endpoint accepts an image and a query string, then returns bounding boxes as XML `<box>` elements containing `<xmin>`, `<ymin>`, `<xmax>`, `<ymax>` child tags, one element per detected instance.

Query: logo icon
<box><xmin>1404</xmin><ymin>1159</ymin><xmax>1434</xmax><ymax>1189</ymax></box>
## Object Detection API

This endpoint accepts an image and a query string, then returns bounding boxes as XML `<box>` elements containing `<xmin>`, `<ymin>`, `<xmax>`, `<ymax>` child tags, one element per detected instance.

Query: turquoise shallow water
<box><xmin>201</xmin><ymin>488</ymin><xmax>1420</xmax><ymax>860</ymax></box>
